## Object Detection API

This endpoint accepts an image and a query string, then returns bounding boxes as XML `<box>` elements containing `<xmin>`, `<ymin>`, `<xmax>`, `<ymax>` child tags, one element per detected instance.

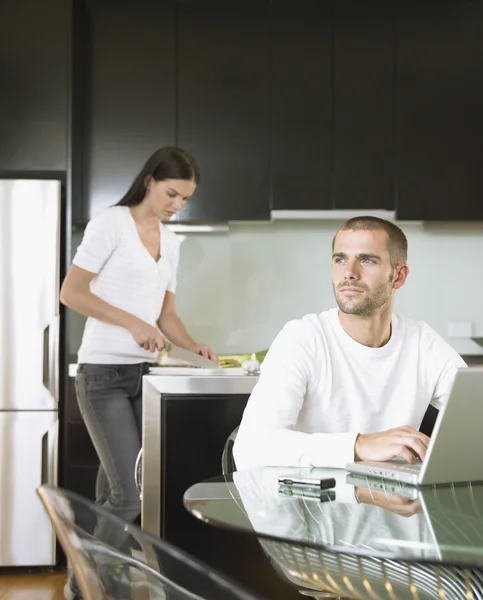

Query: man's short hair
<box><xmin>333</xmin><ymin>216</ymin><xmax>408</xmax><ymax>269</ymax></box>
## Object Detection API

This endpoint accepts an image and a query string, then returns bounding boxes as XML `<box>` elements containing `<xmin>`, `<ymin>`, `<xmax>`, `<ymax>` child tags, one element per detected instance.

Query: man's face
<box><xmin>332</xmin><ymin>229</ymin><xmax>396</xmax><ymax>316</ymax></box>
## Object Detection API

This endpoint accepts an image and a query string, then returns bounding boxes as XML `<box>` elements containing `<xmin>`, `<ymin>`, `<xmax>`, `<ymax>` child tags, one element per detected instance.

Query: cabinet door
<box><xmin>334</xmin><ymin>0</ymin><xmax>395</xmax><ymax>210</ymax></box>
<box><xmin>84</xmin><ymin>0</ymin><xmax>176</xmax><ymax>219</ymax></box>
<box><xmin>0</xmin><ymin>0</ymin><xmax>69</xmax><ymax>171</ymax></box>
<box><xmin>271</xmin><ymin>1</ymin><xmax>333</xmax><ymax>211</ymax></box>
<box><xmin>66</xmin><ymin>423</ymin><xmax>99</xmax><ymax>466</ymax></box>
<box><xmin>162</xmin><ymin>394</ymin><xmax>250</xmax><ymax>538</ymax></box>
<box><xmin>397</xmin><ymin>0</ymin><xmax>483</xmax><ymax>220</ymax></box>
<box><xmin>176</xmin><ymin>1</ymin><xmax>270</xmax><ymax>222</ymax></box>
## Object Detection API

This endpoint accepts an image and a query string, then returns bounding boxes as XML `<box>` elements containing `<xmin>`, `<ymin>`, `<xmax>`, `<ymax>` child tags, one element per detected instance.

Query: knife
<box><xmin>160</xmin><ymin>340</ymin><xmax>222</xmax><ymax>369</ymax></box>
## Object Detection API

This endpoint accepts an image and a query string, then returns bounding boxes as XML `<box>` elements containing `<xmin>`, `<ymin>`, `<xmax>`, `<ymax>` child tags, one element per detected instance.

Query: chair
<box><xmin>37</xmin><ymin>485</ymin><xmax>268</xmax><ymax>600</ymax></box>
<box><xmin>222</xmin><ymin>426</ymin><xmax>239</xmax><ymax>475</ymax></box>
<box><xmin>134</xmin><ymin>448</ymin><xmax>143</xmax><ymax>499</ymax></box>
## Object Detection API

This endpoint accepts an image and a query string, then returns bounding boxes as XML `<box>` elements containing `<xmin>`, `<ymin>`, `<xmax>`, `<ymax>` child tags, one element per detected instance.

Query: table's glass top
<box><xmin>183</xmin><ymin>466</ymin><xmax>483</xmax><ymax>568</ymax></box>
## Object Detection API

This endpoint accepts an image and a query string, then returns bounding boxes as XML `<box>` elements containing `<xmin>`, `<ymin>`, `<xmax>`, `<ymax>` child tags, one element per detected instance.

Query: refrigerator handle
<box><xmin>41</xmin><ymin>431</ymin><xmax>49</xmax><ymax>486</ymax></box>
<box><xmin>43</xmin><ymin>316</ymin><xmax>60</xmax><ymax>404</ymax></box>
<box><xmin>42</xmin><ymin>325</ymin><xmax>50</xmax><ymax>391</ymax></box>
<box><xmin>52</xmin><ymin>314</ymin><xmax>60</xmax><ymax>404</ymax></box>
<box><xmin>40</xmin><ymin>421</ymin><xmax>59</xmax><ymax>487</ymax></box>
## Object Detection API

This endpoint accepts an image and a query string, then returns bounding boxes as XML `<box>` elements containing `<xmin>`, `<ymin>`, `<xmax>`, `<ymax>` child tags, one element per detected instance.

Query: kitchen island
<box><xmin>140</xmin><ymin>372</ymin><xmax>305</xmax><ymax>600</ymax></box>
<box><xmin>141</xmin><ymin>373</ymin><xmax>258</xmax><ymax>539</ymax></box>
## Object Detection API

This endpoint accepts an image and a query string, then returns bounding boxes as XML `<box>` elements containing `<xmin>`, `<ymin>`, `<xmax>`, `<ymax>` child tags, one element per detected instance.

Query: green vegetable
<box><xmin>218</xmin><ymin>349</ymin><xmax>268</xmax><ymax>369</ymax></box>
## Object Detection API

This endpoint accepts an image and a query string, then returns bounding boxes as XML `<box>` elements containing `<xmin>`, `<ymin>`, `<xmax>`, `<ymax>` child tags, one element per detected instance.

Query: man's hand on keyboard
<box><xmin>354</xmin><ymin>426</ymin><xmax>431</xmax><ymax>463</ymax></box>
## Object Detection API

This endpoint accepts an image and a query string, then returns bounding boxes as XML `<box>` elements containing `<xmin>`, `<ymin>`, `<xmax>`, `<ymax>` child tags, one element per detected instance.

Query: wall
<box><xmin>68</xmin><ymin>220</ymin><xmax>483</xmax><ymax>357</ymax></box>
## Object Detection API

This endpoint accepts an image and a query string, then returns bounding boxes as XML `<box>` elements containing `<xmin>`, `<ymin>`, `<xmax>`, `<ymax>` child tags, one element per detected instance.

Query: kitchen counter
<box><xmin>142</xmin><ymin>372</ymin><xmax>259</xmax><ymax>395</ymax></box>
<box><xmin>141</xmin><ymin>373</ymin><xmax>259</xmax><ymax>537</ymax></box>
<box><xmin>463</xmin><ymin>355</ymin><xmax>483</xmax><ymax>366</ymax></box>
<box><xmin>68</xmin><ymin>354</ymin><xmax>483</xmax><ymax>377</ymax></box>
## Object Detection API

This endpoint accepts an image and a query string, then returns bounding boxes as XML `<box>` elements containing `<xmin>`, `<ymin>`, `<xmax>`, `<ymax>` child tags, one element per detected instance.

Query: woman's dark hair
<box><xmin>116</xmin><ymin>146</ymin><xmax>200</xmax><ymax>207</ymax></box>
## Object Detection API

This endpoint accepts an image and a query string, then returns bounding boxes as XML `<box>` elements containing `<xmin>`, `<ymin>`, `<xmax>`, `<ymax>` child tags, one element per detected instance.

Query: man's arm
<box><xmin>233</xmin><ymin>320</ymin><xmax>359</xmax><ymax>470</ymax></box>
<box><xmin>233</xmin><ymin>318</ymin><xmax>432</xmax><ymax>470</ymax></box>
<box><xmin>353</xmin><ymin>326</ymin><xmax>466</xmax><ymax>462</ymax></box>
<box><xmin>428</xmin><ymin>332</ymin><xmax>467</xmax><ymax>410</ymax></box>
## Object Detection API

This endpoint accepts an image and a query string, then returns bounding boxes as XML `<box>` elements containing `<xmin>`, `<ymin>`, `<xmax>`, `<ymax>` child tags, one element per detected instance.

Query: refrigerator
<box><xmin>0</xmin><ymin>179</ymin><xmax>61</xmax><ymax>566</ymax></box>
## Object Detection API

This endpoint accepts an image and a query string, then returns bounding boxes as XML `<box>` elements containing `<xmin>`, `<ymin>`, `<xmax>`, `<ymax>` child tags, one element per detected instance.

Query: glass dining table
<box><xmin>183</xmin><ymin>466</ymin><xmax>483</xmax><ymax>600</ymax></box>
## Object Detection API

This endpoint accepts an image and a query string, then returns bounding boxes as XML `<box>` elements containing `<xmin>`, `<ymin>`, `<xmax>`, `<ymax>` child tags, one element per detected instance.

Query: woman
<box><xmin>60</xmin><ymin>146</ymin><xmax>217</xmax><ymax>530</ymax></box>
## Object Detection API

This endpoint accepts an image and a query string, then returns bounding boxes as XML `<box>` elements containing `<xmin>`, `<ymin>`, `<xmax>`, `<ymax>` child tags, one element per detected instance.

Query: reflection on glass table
<box><xmin>184</xmin><ymin>466</ymin><xmax>483</xmax><ymax>600</ymax></box>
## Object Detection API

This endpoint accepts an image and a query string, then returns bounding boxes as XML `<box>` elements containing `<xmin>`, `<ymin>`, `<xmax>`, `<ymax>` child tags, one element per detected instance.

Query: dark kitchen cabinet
<box><xmin>83</xmin><ymin>0</ymin><xmax>176</xmax><ymax>220</ymax></box>
<box><xmin>161</xmin><ymin>394</ymin><xmax>249</xmax><ymax>540</ymax></box>
<box><xmin>334</xmin><ymin>0</ymin><xmax>395</xmax><ymax>211</ymax></box>
<box><xmin>396</xmin><ymin>0</ymin><xmax>483</xmax><ymax>220</ymax></box>
<box><xmin>70</xmin><ymin>0</ymin><xmax>92</xmax><ymax>224</ymax></box>
<box><xmin>67</xmin><ymin>423</ymin><xmax>99</xmax><ymax>466</ymax></box>
<box><xmin>271</xmin><ymin>0</ymin><xmax>396</xmax><ymax>213</ymax></box>
<box><xmin>62</xmin><ymin>375</ymin><xmax>99</xmax><ymax>501</ymax></box>
<box><xmin>271</xmin><ymin>1</ymin><xmax>333</xmax><ymax>212</ymax></box>
<box><xmin>159</xmin><ymin>392</ymin><xmax>301</xmax><ymax>598</ymax></box>
<box><xmin>176</xmin><ymin>1</ymin><xmax>270</xmax><ymax>222</ymax></box>
<box><xmin>0</xmin><ymin>0</ymin><xmax>69</xmax><ymax>171</ymax></box>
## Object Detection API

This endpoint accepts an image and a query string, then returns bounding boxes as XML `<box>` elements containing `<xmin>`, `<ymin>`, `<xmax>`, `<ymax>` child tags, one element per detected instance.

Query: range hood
<box><xmin>166</xmin><ymin>223</ymin><xmax>229</xmax><ymax>233</ymax></box>
<box><xmin>165</xmin><ymin>209</ymin><xmax>397</xmax><ymax>232</ymax></box>
<box><xmin>271</xmin><ymin>209</ymin><xmax>396</xmax><ymax>221</ymax></box>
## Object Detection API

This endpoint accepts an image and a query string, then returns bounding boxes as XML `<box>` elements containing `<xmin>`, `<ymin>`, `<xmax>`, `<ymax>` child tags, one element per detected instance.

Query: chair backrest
<box><xmin>37</xmin><ymin>485</ymin><xmax>267</xmax><ymax>600</ymax></box>
<box><xmin>222</xmin><ymin>426</ymin><xmax>239</xmax><ymax>475</ymax></box>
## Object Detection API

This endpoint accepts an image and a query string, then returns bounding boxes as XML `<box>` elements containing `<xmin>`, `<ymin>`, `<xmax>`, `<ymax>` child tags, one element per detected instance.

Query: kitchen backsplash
<box><xmin>68</xmin><ymin>220</ymin><xmax>483</xmax><ymax>357</ymax></box>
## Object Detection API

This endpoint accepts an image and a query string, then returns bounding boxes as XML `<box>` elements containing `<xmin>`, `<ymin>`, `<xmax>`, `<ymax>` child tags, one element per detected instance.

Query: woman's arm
<box><xmin>61</xmin><ymin>265</ymin><xmax>165</xmax><ymax>352</ymax></box>
<box><xmin>157</xmin><ymin>292</ymin><xmax>218</xmax><ymax>361</ymax></box>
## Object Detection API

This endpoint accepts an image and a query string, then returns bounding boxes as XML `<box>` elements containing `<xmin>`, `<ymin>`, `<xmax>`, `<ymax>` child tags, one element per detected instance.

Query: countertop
<box><xmin>142</xmin><ymin>373</ymin><xmax>259</xmax><ymax>395</ymax></box>
<box><xmin>68</xmin><ymin>356</ymin><xmax>483</xmax><ymax>378</ymax></box>
<box><xmin>463</xmin><ymin>355</ymin><xmax>483</xmax><ymax>365</ymax></box>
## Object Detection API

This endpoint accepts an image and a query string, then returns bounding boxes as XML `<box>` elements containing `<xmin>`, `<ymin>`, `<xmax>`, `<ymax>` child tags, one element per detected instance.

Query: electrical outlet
<box><xmin>447</xmin><ymin>321</ymin><xmax>473</xmax><ymax>338</ymax></box>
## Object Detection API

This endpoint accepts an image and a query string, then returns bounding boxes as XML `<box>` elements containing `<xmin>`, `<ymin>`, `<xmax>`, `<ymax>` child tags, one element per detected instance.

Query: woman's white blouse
<box><xmin>73</xmin><ymin>206</ymin><xmax>180</xmax><ymax>364</ymax></box>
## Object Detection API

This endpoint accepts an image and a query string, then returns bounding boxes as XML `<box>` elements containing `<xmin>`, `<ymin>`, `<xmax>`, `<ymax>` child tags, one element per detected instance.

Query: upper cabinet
<box><xmin>82</xmin><ymin>0</ymin><xmax>177</xmax><ymax>220</ymax></box>
<box><xmin>175</xmin><ymin>1</ymin><xmax>270</xmax><ymax>222</ymax></box>
<box><xmin>274</xmin><ymin>0</ymin><xmax>483</xmax><ymax>219</ymax></box>
<box><xmin>66</xmin><ymin>0</ymin><xmax>483</xmax><ymax>223</ymax></box>
<box><xmin>333</xmin><ymin>0</ymin><xmax>395</xmax><ymax>211</ymax></box>
<box><xmin>0</xmin><ymin>0</ymin><xmax>69</xmax><ymax>172</ymax></box>
<box><xmin>271</xmin><ymin>1</ymin><xmax>333</xmax><ymax>212</ymax></box>
<box><xmin>396</xmin><ymin>0</ymin><xmax>483</xmax><ymax>220</ymax></box>
<box><xmin>271</xmin><ymin>0</ymin><xmax>396</xmax><ymax>214</ymax></box>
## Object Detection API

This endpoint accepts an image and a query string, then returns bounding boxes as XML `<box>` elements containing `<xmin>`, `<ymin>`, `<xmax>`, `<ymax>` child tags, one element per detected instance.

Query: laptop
<box><xmin>346</xmin><ymin>367</ymin><xmax>483</xmax><ymax>486</ymax></box>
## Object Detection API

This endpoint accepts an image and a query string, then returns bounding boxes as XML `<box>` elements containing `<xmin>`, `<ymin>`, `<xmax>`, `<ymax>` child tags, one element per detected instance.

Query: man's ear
<box><xmin>393</xmin><ymin>264</ymin><xmax>409</xmax><ymax>290</ymax></box>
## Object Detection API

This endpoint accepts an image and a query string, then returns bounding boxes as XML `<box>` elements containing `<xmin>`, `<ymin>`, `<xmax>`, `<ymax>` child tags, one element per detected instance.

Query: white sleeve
<box><xmin>423</xmin><ymin>326</ymin><xmax>467</xmax><ymax>410</ymax></box>
<box><xmin>233</xmin><ymin>321</ymin><xmax>358</xmax><ymax>471</ymax></box>
<box><xmin>72</xmin><ymin>209</ymin><xmax>119</xmax><ymax>274</ymax></box>
<box><xmin>166</xmin><ymin>234</ymin><xmax>180</xmax><ymax>294</ymax></box>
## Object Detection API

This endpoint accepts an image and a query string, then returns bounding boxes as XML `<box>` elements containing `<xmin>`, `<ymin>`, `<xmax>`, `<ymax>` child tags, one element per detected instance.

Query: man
<box><xmin>233</xmin><ymin>216</ymin><xmax>466</xmax><ymax>470</ymax></box>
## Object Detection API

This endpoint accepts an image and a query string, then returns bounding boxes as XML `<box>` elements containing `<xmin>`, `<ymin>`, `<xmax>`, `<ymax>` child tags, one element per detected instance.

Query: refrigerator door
<box><xmin>0</xmin><ymin>411</ymin><xmax>58</xmax><ymax>566</ymax></box>
<box><xmin>0</xmin><ymin>180</ymin><xmax>61</xmax><ymax>410</ymax></box>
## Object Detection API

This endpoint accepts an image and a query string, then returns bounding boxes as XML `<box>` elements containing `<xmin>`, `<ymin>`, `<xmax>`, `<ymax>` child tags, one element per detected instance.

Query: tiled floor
<box><xmin>0</xmin><ymin>570</ymin><xmax>66</xmax><ymax>600</ymax></box>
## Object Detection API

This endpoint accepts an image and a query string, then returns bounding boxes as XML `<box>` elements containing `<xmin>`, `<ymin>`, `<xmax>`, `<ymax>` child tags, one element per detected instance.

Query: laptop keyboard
<box><xmin>392</xmin><ymin>463</ymin><xmax>422</xmax><ymax>473</ymax></box>
<box><xmin>349</xmin><ymin>459</ymin><xmax>424</xmax><ymax>483</ymax></box>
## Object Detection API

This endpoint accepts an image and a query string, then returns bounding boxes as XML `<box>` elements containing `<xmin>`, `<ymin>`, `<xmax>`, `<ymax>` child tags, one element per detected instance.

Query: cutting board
<box><xmin>149</xmin><ymin>366</ymin><xmax>248</xmax><ymax>376</ymax></box>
